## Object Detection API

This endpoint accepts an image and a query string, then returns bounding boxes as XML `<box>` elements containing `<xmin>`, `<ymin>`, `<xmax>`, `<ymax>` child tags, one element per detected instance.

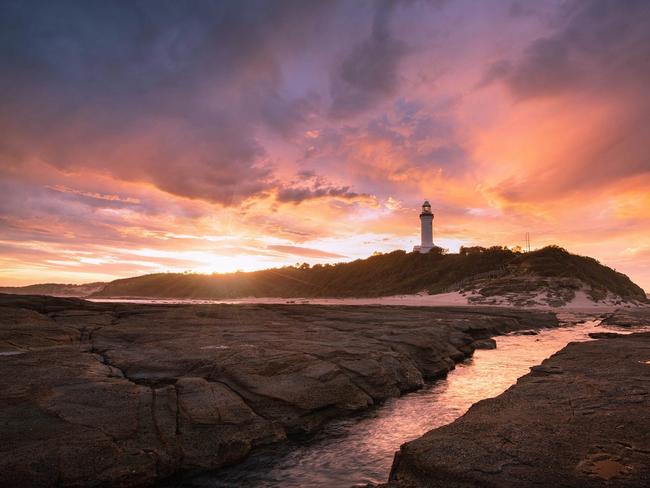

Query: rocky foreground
<box><xmin>378</xmin><ymin>309</ymin><xmax>650</xmax><ymax>488</ymax></box>
<box><xmin>0</xmin><ymin>294</ymin><xmax>557</xmax><ymax>487</ymax></box>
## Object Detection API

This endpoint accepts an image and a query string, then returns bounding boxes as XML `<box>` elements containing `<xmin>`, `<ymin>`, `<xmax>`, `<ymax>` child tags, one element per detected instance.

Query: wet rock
<box><xmin>174</xmin><ymin>377</ymin><xmax>285</xmax><ymax>468</ymax></box>
<box><xmin>509</xmin><ymin>329</ymin><xmax>538</xmax><ymax>336</ymax></box>
<box><xmin>588</xmin><ymin>332</ymin><xmax>623</xmax><ymax>339</ymax></box>
<box><xmin>530</xmin><ymin>364</ymin><xmax>564</xmax><ymax>375</ymax></box>
<box><xmin>471</xmin><ymin>338</ymin><xmax>496</xmax><ymax>349</ymax></box>
<box><xmin>601</xmin><ymin>308</ymin><xmax>650</xmax><ymax>328</ymax></box>
<box><xmin>0</xmin><ymin>294</ymin><xmax>558</xmax><ymax>487</ymax></box>
<box><xmin>381</xmin><ymin>332</ymin><xmax>650</xmax><ymax>488</ymax></box>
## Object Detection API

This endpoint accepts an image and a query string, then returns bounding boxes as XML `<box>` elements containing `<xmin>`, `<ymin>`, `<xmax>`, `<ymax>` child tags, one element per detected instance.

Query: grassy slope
<box><xmin>92</xmin><ymin>246</ymin><xmax>646</xmax><ymax>300</ymax></box>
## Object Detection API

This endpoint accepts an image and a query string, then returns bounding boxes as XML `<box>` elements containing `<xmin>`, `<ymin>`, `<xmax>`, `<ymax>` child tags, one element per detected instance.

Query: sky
<box><xmin>1</xmin><ymin>0</ymin><xmax>649</xmax><ymax>291</ymax></box>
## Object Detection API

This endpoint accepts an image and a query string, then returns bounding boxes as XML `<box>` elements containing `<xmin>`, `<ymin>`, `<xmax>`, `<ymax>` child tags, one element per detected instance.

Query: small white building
<box><xmin>413</xmin><ymin>200</ymin><xmax>434</xmax><ymax>253</ymax></box>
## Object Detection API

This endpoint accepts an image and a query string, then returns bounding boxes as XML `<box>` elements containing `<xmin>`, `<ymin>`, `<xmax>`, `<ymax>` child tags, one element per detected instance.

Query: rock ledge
<box><xmin>380</xmin><ymin>330</ymin><xmax>650</xmax><ymax>488</ymax></box>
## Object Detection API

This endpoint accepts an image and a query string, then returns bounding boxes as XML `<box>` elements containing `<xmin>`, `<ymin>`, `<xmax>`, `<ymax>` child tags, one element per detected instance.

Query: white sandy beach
<box><xmin>90</xmin><ymin>289</ymin><xmax>648</xmax><ymax>312</ymax></box>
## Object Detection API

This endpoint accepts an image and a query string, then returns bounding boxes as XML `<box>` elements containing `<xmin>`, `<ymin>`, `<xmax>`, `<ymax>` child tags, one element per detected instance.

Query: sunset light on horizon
<box><xmin>1</xmin><ymin>0</ymin><xmax>649</xmax><ymax>291</ymax></box>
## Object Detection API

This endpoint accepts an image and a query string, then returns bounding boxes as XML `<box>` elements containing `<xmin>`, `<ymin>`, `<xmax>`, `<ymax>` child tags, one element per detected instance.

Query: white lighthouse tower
<box><xmin>413</xmin><ymin>200</ymin><xmax>434</xmax><ymax>253</ymax></box>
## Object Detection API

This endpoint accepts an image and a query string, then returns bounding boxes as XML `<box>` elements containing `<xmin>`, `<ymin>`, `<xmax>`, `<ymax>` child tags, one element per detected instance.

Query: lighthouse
<box><xmin>413</xmin><ymin>200</ymin><xmax>434</xmax><ymax>253</ymax></box>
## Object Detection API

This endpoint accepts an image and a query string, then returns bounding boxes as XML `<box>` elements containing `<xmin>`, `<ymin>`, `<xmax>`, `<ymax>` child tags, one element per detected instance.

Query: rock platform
<box><xmin>0</xmin><ymin>294</ymin><xmax>557</xmax><ymax>487</ymax></box>
<box><xmin>379</xmin><ymin>316</ymin><xmax>650</xmax><ymax>487</ymax></box>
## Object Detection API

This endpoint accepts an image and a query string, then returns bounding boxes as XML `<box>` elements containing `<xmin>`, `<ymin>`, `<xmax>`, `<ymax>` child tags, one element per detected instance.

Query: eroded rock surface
<box><xmin>0</xmin><ymin>294</ymin><xmax>557</xmax><ymax>487</ymax></box>
<box><xmin>381</xmin><ymin>331</ymin><xmax>650</xmax><ymax>488</ymax></box>
<box><xmin>602</xmin><ymin>307</ymin><xmax>650</xmax><ymax>328</ymax></box>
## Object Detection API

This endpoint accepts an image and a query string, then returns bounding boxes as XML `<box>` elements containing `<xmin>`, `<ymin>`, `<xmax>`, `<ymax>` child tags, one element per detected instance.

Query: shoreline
<box><xmin>88</xmin><ymin>290</ymin><xmax>648</xmax><ymax>312</ymax></box>
<box><xmin>1</xmin><ymin>294</ymin><xmax>559</xmax><ymax>487</ymax></box>
<box><xmin>376</xmin><ymin>308</ymin><xmax>650</xmax><ymax>488</ymax></box>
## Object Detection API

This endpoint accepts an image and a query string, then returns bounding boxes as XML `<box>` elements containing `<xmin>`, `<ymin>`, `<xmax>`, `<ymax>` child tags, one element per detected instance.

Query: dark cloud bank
<box><xmin>482</xmin><ymin>0</ymin><xmax>650</xmax><ymax>199</ymax></box>
<box><xmin>0</xmin><ymin>0</ymin><xmax>410</xmax><ymax>207</ymax></box>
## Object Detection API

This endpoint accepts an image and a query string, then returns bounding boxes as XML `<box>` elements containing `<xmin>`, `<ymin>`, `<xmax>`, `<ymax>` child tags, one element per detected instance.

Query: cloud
<box><xmin>1</xmin><ymin>0</ymin><xmax>649</xmax><ymax>292</ymax></box>
<box><xmin>482</xmin><ymin>0</ymin><xmax>650</xmax><ymax>100</ymax></box>
<box><xmin>476</xmin><ymin>59</ymin><xmax>512</xmax><ymax>90</ymax></box>
<box><xmin>497</xmin><ymin>38</ymin><xmax>581</xmax><ymax>100</ymax></box>
<box><xmin>304</xmin><ymin>97</ymin><xmax>469</xmax><ymax>188</ymax></box>
<box><xmin>508</xmin><ymin>1</ymin><xmax>537</xmax><ymax>18</ymax></box>
<box><xmin>329</xmin><ymin>0</ymin><xmax>408</xmax><ymax>118</ymax></box>
<box><xmin>0</xmin><ymin>0</ymin><xmax>342</xmax><ymax>205</ymax></box>
<box><xmin>46</xmin><ymin>185</ymin><xmax>141</xmax><ymax>204</ymax></box>
<box><xmin>266</xmin><ymin>244</ymin><xmax>346</xmax><ymax>259</ymax></box>
<box><xmin>274</xmin><ymin>170</ymin><xmax>374</xmax><ymax>205</ymax></box>
<box><xmin>477</xmin><ymin>0</ymin><xmax>650</xmax><ymax>202</ymax></box>
<box><xmin>419</xmin><ymin>143</ymin><xmax>468</xmax><ymax>169</ymax></box>
<box><xmin>277</xmin><ymin>184</ymin><xmax>368</xmax><ymax>204</ymax></box>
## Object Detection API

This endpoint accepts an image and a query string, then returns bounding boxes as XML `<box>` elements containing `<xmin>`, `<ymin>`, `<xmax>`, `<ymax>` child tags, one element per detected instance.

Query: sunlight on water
<box><xmin>167</xmin><ymin>320</ymin><xmax>645</xmax><ymax>488</ymax></box>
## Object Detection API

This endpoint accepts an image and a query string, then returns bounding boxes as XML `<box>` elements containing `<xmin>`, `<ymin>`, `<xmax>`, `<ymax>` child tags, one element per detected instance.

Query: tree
<box><xmin>459</xmin><ymin>246</ymin><xmax>486</xmax><ymax>256</ymax></box>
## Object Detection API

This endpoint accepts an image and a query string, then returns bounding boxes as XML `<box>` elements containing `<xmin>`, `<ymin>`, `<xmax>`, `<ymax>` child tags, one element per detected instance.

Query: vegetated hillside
<box><xmin>92</xmin><ymin>246</ymin><xmax>646</xmax><ymax>302</ymax></box>
<box><xmin>0</xmin><ymin>282</ymin><xmax>105</xmax><ymax>297</ymax></box>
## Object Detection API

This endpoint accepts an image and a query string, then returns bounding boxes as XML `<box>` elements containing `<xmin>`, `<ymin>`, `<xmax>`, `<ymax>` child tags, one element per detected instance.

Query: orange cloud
<box><xmin>0</xmin><ymin>0</ymin><xmax>648</xmax><ymax>292</ymax></box>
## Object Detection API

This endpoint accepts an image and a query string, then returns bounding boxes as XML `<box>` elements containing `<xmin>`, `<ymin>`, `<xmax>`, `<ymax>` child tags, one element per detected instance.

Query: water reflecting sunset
<box><xmin>168</xmin><ymin>320</ymin><xmax>641</xmax><ymax>488</ymax></box>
